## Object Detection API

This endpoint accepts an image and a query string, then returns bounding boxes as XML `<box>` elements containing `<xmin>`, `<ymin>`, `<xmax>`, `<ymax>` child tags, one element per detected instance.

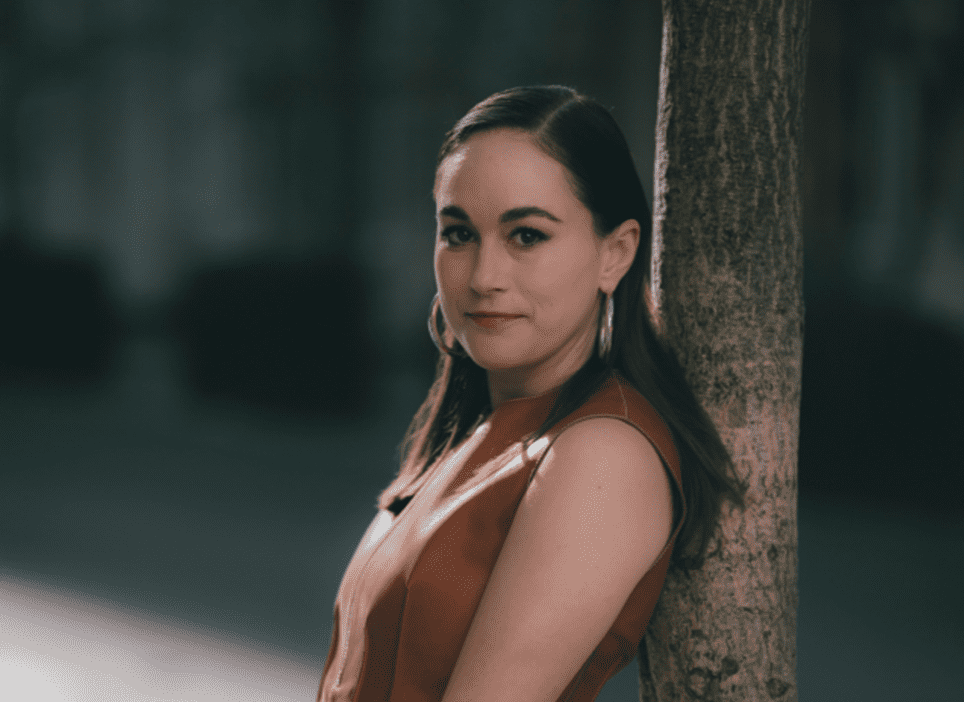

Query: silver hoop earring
<box><xmin>428</xmin><ymin>293</ymin><xmax>465</xmax><ymax>357</ymax></box>
<box><xmin>598</xmin><ymin>292</ymin><xmax>614</xmax><ymax>362</ymax></box>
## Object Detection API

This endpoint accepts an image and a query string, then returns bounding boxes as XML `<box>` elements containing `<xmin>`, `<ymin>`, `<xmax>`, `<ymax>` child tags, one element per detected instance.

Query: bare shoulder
<box><xmin>437</xmin><ymin>416</ymin><xmax>674</xmax><ymax>702</ymax></box>
<box><xmin>536</xmin><ymin>417</ymin><xmax>671</xmax><ymax>513</ymax></box>
<box><xmin>526</xmin><ymin>415</ymin><xmax>675</xmax><ymax>581</ymax></box>
<box><xmin>547</xmin><ymin>415</ymin><xmax>663</xmax><ymax>468</ymax></box>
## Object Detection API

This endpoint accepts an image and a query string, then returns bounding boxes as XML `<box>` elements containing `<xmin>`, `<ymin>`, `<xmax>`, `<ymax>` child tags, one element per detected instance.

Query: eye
<box><xmin>440</xmin><ymin>225</ymin><xmax>475</xmax><ymax>246</ymax></box>
<box><xmin>511</xmin><ymin>227</ymin><xmax>548</xmax><ymax>248</ymax></box>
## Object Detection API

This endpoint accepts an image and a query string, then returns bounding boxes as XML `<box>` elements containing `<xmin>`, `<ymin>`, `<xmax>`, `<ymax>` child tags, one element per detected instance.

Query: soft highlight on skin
<box><xmin>433</xmin><ymin>128</ymin><xmax>639</xmax><ymax>408</ymax></box>
<box><xmin>379</xmin><ymin>86</ymin><xmax>746</xmax><ymax>577</ymax></box>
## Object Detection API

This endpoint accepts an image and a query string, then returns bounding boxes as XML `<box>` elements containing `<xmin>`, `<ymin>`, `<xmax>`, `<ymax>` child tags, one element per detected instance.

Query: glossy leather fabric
<box><xmin>317</xmin><ymin>370</ymin><xmax>685</xmax><ymax>702</ymax></box>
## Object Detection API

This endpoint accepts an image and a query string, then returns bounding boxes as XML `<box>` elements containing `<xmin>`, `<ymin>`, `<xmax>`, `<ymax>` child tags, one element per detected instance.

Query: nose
<box><xmin>469</xmin><ymin>235</ymin><xmax>509</xmax><ymax>293</ymax></box>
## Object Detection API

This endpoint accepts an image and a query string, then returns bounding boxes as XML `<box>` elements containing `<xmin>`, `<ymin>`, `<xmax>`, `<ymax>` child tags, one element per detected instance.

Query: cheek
<box><xmin>527</xmin><ymin>246</ymin><xmax>599</xmax><ymax>309</ymax></box>
<box><xmin>435</xmin><ymin>249</ymin><xmax>470</xmax><ymax>293</ymax></box>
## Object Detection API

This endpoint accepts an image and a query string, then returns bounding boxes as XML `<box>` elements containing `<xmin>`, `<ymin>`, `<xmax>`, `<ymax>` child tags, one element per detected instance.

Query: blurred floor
<box><xmin>1</xmin><ymin>337</ymin><xmax>961</xmax><ymax>701</ymax></box>
<box><xmin>1</xmin><ymin>572</ymin><xmax>317</xmax><ymax>702</ymax></box>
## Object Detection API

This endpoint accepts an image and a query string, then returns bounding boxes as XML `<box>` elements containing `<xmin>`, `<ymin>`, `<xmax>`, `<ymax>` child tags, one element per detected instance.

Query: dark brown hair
<box><xmin>376</xmin><ymin>86</ymin><xmax>745</xmax><ymax>572</ymax></box>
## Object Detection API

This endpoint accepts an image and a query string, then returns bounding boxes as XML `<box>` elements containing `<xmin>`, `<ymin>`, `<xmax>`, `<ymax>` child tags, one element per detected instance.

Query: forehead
<box><xmin>434</xmin><ymin>129</ymin><xmax>579</xmax><ymax>209</ymax></box>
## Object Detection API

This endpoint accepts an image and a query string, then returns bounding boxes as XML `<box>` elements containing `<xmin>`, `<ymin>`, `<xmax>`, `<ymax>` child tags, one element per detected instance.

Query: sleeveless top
<box><xmin>316</xmin><ymin>369</ymin><xmax>686</xmax><ymax>702</ymax></box>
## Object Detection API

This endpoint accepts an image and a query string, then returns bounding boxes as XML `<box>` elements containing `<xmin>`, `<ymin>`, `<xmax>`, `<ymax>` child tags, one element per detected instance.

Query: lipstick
<box><xmin>466</xmin><ymin>314</ymin><xmax>524</xmax><ymax>331</ymax></box>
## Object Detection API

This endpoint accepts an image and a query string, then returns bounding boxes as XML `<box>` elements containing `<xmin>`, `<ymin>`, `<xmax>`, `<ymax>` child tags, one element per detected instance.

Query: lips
<box><xmin>466</xmin><ymin>312</ymin><xmax>524</xmax><ymax>330</ymax></box>
<box><xmin>465</xmin><ymin>312</ymin><xmax>524</xmax><ymax>318</ymax></box>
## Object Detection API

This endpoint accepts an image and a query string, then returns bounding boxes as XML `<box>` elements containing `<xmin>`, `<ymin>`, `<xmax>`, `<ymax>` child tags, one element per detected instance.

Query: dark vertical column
<box><xmin>642</xmin><ymin>0</ymin><xmax>809</xmax><ymax>700</ymax></box>
<box><xmin>0</xmin><ymin>2</ymin><xmax>26</xmax><ymax>238</ymax></box>
<box><xmin>328</xmin><ymin>0</ymin><xmax>367</xmax><ymax>262</ymax></box>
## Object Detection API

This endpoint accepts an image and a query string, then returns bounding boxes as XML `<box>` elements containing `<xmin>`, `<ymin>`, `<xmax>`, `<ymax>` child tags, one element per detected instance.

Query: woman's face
<box><xmin>433</xmin><ymin>128</ymin><xmax>637</xmax><ymax>401</ymax></box>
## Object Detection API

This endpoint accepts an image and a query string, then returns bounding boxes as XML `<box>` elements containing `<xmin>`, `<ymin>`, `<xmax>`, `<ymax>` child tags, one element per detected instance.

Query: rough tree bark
<box><xmin>640</xmin><ymin>1</ymin><xmax>809</xmax><ymax>700</ymax></box>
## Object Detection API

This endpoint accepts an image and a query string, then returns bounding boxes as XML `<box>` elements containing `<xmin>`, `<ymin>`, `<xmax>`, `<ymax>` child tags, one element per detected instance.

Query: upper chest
<box><xmin>336</xmin><ymin>423</ymin><xmax>553</xmax><ymax>606</ymax></box>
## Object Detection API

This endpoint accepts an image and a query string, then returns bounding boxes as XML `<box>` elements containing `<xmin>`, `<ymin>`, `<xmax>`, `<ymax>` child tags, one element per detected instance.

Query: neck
<box><xmin>486</xmin><ymin>323</ymin><xmax>597</xmax><ymax>409</ymax></box>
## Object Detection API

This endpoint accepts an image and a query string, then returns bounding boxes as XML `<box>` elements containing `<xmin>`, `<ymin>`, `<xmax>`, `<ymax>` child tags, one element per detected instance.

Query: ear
<box><xmin>598</xmin><ymin>219</ymin><xmax>640</xmax><ymax>295</ymax></box>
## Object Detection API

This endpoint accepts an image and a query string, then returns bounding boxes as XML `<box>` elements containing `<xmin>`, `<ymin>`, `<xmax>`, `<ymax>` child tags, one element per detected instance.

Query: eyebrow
<box><xmin>437</xmin><ymin>205</ymin><xmax>562</xmax><ymax>224</ymax></box>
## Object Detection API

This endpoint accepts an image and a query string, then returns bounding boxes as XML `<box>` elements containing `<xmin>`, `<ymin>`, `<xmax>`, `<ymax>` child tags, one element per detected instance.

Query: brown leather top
<box><xmin>317</xmin><ymin>369</ymin><xmax>685</xmax><ymax>702</ymax></box>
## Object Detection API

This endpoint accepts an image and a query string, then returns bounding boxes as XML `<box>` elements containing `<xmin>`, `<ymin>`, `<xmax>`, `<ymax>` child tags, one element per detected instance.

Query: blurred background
<box><xmin>1</xmin><ymin>0</ymin><xmax>962</xmax><ymax>700</ymax></box>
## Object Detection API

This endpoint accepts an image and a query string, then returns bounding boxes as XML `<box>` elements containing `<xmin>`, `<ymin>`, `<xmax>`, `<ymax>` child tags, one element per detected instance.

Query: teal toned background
<box><xmin>1</xmin><ymin>1</ymin><xmax>962</xmax><ymax>699</ymax></box>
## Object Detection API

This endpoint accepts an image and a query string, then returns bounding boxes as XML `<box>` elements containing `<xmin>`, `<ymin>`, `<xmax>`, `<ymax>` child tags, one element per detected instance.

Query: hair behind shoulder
<box><xmin>379</xmin><ymin>86</ymin><xmax>745</xmax><ymax>574</ymax></box>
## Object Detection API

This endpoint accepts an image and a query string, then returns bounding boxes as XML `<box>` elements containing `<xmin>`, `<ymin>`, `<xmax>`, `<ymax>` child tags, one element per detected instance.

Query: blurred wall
<box><xmin>798</xmin><ymin>0</ymin><xmax>964</xmax><ymax>516</ymax></box>
<box><xmin>1</xmin><ymin>4</ymin><xmax>962</xmax><ymax>697</ymax></box>
<box><xmin>1</xmin><ymin>0</ymin><xmax>666</xmax><ymax>406</ymax></box>
<box><xmin>1</xmin><ymin>0</ymin><xmax>962</xmax><ymax>503</ymax></box>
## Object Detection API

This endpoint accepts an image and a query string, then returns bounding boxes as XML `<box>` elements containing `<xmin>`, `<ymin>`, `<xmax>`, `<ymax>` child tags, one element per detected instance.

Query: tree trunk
<box><xmin>640</xmin><ymin>1</ymin><xmax>809</xmax><ymax>700</ymax></box>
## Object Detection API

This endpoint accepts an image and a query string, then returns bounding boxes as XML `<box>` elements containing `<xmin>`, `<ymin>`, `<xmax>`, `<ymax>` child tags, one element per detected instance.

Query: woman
<box><xmin>317</xmin><ymin>86</ymin><xmax>744</xmax><ymax>702</ymax></box>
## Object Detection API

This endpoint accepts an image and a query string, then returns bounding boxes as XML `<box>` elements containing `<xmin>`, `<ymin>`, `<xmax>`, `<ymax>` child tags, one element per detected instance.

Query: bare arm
<box><xmin>439</xmin><ymin>417</ymin><xmax>674</xmax><ymax>702</ymax></box>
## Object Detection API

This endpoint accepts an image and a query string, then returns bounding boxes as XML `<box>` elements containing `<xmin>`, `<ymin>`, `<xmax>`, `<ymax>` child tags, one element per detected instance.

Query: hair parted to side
<box><xmin>376</xmin><ymin>85</ymin><xmax>746</xmax><ymax>573</ymax></box>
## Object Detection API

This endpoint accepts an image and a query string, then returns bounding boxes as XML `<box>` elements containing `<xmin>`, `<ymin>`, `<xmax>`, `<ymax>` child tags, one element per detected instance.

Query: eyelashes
<box><xmin>439</xmin><ymin>225</ymin><xmax>474</xmax><ymax>246</ymax></box>
<box><xmin>439</xmin><ymin>225</ymin><xmax>549</xmax><ymax>248</ymax></box>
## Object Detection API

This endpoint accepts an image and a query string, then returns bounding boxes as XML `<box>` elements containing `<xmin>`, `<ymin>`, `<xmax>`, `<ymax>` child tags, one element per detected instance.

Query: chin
<box><xmin>463</xmin><ymin>342</ymin><xmax>538</xmax><ymax>372</ymax></box>
<box><xmin>470</xmin><ymin>356</ymin><xmax>525</xmax><ymax>372</ymax></box>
